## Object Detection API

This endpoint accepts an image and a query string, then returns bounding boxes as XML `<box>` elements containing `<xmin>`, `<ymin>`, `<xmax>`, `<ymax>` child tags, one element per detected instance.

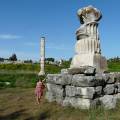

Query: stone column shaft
<box><xmin>38</xmin><ymin>37</ymin><xmax>45</xmax><ymax>75</ymax></box>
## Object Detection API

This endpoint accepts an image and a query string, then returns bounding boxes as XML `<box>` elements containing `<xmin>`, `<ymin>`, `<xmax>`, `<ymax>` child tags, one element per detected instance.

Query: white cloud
<box><xmin>0</xmin><ymin>34</ymin><xmax>22</xmax><ymax>39</ymax></box>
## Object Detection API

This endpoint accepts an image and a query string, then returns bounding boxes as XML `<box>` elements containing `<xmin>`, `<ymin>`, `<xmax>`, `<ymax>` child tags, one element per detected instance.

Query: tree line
<box><xmin>0</xmin><ymin>53</ymin><xmax>17</xmax><ymax>61</ymax></box>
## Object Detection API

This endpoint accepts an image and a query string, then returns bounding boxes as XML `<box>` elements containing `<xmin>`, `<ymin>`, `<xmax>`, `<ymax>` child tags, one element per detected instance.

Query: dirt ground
<box><xmin>0</xmin><ymin>88</ymin><xmax>120</xmax><ymax>120</ymax></box>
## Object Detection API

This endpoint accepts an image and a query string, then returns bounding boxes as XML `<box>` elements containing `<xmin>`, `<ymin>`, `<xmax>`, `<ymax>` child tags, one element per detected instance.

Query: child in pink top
<box><xmin>35</xmin><ymin>79</ymin><xmax>45</xmax><ymax>104</ymax></box>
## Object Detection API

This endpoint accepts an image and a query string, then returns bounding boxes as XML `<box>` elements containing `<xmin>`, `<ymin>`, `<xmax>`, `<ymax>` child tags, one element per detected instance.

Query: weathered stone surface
<box><xmin>62</xmin><ymin>97</ymin><xmax>99</xmax><ymax>109</ymax></box>
<box><xmin>104</xmin><ymin>73</ymin><xmax>116</xmax><ymax>84</ymax></box>
<box><xmin>95</xmin><ymin>73</ymin><xmax>107</xmax><ymax>84</ymax></box>
<box><xmin>84</xmin><ymin>66</ymin><xmax>96</xmax><ymax>75</ymax></box>
<box><xmin>116</xmin><ymin>82</ymin><xmax>120</xmax><ymax>93</ymax></box>
<box><xmin>68</xmin><ymin>68</ymin><xmax>85</xmax><ymax>75</ymax></box>
<box><xmin>65</xmin><ymin>86</ymin><xmax>76</xmax><ymax>97</ymax></box>
<box><xmin>61</xmin><ymin>69</ymin><xmax>68</xmax><ymax>74</ymax></box>
<box><xmin>72</xmin><ymin>75</ymin><xmax>104</xmax><ymax>87</ymax></box>
<box><xmin>46</xmin><ymin>83</ymin><xmax>64</xmax><ymax>97</ymax></box>
<box><xmin>99</xmin><ymin>95</ymin><xmax>116</xmax><ymax>109</ymax></box>
<box><xmin>115</xmin><ymin>72</ymin><xmax>120</xmax><ymax>81</ymax></box>
<box><xmin>46</xmin><ymin>83</ymin><xmax>65</xmax><ymax>104</ymax></box>
<box><xmin>66</xmin><ymin>85</ymin><xmax>95</xmax><ymax>99</ymax></box>
<box><xmin>70</xmin><ymin>6</ymin><xmax>107</xmax><ymax>73</ymax></box>
<box><xmin>46</xmin><ymin>74</ymin><xmax>72</xmax><ymax>85</ymax></box>
<box><xmin>68</xmin><ymin>66</ymin><xmax>96</xmax><ymax>75</ymax></box>
<box><xmin>95</xmin><ymin>73</ymin><xmax>116</xmax><ymax>84</ymax></box>
<box><xmin>95</xmin><ymin>86</ymin><xmax>102</xmax><ymax>95</ymax></box>
<box><xmin>45</xmin><ymin>91</ymin><xmax>63</xmax><ymax>104</ymax></box>
<box><xmin>114</xmin><ymin>93</ymin><xmax>120</xmax><ymax>100</ymax></box>
<box><xmin>55</xmin><ymin>96</ymin><xmax>64</xmax><ymax>104</ymax></box>
<box><xmin>45</xmin><ymin>92</ymin><xmax>55</xmax><ymax>102</ymax></box>
<box><xmin>103</xmin><ymin>84</ymin><xmax>115</xmax><ymax>95</ymax></box>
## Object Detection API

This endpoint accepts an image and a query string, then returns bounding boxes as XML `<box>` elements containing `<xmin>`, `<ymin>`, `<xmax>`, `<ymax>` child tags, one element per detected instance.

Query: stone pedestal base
<box><xmin>70</xmin><ymin>53</ymin><xmax>107</xmax><ymax>73</ymax></box>
<box><xmin>45</xmin><ymin>69</ymin><xmax>120</xmax><ymax>109</ymax></box>
<box><xmin>38</xmin><ymin>71</ymin><xmax>45</xmax><ymax>76</ymax></box>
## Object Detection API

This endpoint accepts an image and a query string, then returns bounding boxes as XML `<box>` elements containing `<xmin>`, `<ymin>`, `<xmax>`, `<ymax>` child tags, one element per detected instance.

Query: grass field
<box><xmin>0</xmin><ymin>62</ymin><xmax>120</xmax><ymax>120</ymax></box>
<box><xmin>108</xmin><ymin>61</ymin><xmax>120</xmax><ymax>72</ymax></box>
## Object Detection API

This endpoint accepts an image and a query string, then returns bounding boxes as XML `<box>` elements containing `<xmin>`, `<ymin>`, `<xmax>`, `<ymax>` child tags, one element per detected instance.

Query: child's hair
<box><xmin>36</xmin><ymin>78</ymin><xmax>42</xmax><ymax>82</ymax></box>
<box><xmin>36</xmin><ymin>75</ymin><xmax>45</xmax><ymax>82</ymax></box>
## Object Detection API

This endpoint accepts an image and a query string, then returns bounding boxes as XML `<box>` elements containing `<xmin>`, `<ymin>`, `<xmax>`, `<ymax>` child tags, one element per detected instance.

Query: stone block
<box><xmin>62</xmin><ymin>97</ymin><xmax>99</xmax><ymax>109</ymax></box>
<box><xmin>115</xmin><ymin>72</ymin><xmax>120</xmax><ymax>81</ymax></box>
<box><xmin>68</xmin><ymin>66</ymin><xmax>96</xmax><ymax>75</ymax></box>
<box><xmin>95</xmin><ymin>86</ymin><xmax>102</xmax><ymax>95</ymax></box>
<box><xmin>114</xmin><ymin>93</ymin><xmax>120</xmax><ymax>100</ymax></box>
<box><xmin>46</xmin><ymin>74</ymin><xmax>72</xmax><ymax>85</ymax></box>
<box><xmin>72</xmin><ymin>75</ymin><xmax>104</xmax><ymax>87</ymax></box>
<box><xmin>61</xmin><ymin>69</ymin><xmax>69</xmax><ymax>74</ymax></box>
<box><xmin>95</xmin><ymin>74</ymin><xmax>106</xmax><ymax>85</ymax></box>
<box><xmin>117</xmin><ymin>83</ymin><xmax>120</xmax><ymax>93</ymax></box>
<box><xmin>99</xmin><ymin>95</ymin><xmax>116</xmax><ymax>109</ymax></box>
<box><xmin>45</xmin><ymin>91</ymin><xmax>64</xmax><ymax>104</ymax></box>
<box><xmin>66</xmin><ymin>85</ymin><xmax>95</xmax><ymax>99</ymax></box>
<box><xmin>70</xmin><ymin>53</ymin><xmax>107</xmax><ymax>73</ymax></box>
<box><xmin>45</xmin><ymin>92</ymin><xmax>55</xmax><ymax>102</ymax></box>
<box><xmin>103</xmin><ymin>84</ymin><xmax>115</xmax><ymax>95</ymax></box>
<box><xmin>84</xmin><ymin>66</ymin><xmax>96</xmax><ymax>75</ymax></box>
<box><xmin>65</xmin><ymin>86</ymin><xmax>76</xmax><ymax>97</ymax></box>
<box><xmin>104</xmin><ymin>73</ymin><xmax>116</xmax><ymax>84</ymax></box>
<box><xmin>55</xmin><ymin>96</ymin><xmax>64</xmax><ymax>104</ymax></box>
<box><xmin>68</xmin><ymin>68</ymin><xmax>85</xmax><ymax>75</ymax></box>
<box><xmin>46</xmin><ymin>83</ymin><xmax>64</xmax><ymax>97</ymax></box>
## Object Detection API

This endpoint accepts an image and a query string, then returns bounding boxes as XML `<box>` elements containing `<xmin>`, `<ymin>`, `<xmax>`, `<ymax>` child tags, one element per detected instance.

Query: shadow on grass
<box><xmin>38</xmin><ymin>110</ymin><xmax>50</xmax><ymax>120</ymax></box>
<box><xmin>25</xmin><ymin>110</ymin><xmax>50</xmax><ymax>120</ymax></box>
<box><xmin>0</xmin><ymin>109</ymin><xmax>27</xmax><ymax>120</ymax></box>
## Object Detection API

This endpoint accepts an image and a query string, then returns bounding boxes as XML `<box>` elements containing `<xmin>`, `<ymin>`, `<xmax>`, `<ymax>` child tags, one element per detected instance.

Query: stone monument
<box><xmin>38</xmin><ymin>37</ymin><xmax>45</xmax><ymax>76</ymax></box>
<box><xmin>45</xmin><ymin>6</ymin><xmax>120</xmax><ymax>109</ymax></box>
<box><xmin>70</xmin><ymin>5</ymin><xmax>107</xmax><ymax>73</ymax></box>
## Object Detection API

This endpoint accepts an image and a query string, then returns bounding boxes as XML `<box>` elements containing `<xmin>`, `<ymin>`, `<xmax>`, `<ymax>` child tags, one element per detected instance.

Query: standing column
<box><xmin>38</xmin><ymin>37</ymin><xmax>45</xmax><ymax>76</ymax></box>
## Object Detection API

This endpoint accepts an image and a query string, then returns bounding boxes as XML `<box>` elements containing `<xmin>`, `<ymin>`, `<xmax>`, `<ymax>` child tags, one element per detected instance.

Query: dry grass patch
<box><xmin>0</xmin><ymin>88</ymin><xmax>120</xmax><ymax>120</ymax></box>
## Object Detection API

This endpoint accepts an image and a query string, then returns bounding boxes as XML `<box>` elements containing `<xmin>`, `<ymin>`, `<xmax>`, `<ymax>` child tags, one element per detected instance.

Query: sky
<box><xmin>0</xmin><ymin>0</ymin><xmax>120</xmax><ymax>61</ymax></box>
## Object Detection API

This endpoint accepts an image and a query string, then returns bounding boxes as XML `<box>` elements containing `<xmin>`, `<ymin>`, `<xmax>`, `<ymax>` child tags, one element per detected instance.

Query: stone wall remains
<box><xmin>45</xmin><ymin>66</ymin><xmax>120</xmax><ymax>109</ymax></box>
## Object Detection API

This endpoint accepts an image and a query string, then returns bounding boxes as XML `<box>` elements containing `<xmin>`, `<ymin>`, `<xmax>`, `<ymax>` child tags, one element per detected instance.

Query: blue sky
<box><xmin>0</xmin><ymin>0</ymin><xmax>120</xmax><ymax>61</ymax></box>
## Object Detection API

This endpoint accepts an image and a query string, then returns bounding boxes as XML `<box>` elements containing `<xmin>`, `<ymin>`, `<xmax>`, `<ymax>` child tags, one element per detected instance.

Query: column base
<box><xmin>38</xmin><ymin>71</ymin><xmax>45</xmax><ymax>76</ymax></box>
<box><xmin>70</xmin><ymin>53</ymin><xmax>107</xmax><ymax>73</ymax></box>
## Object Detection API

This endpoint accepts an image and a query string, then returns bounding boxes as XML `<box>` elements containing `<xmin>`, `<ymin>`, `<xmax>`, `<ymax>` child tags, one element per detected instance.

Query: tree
<box><xmin>45</xmin><ymin>58</ymin><xmax>55</xmax><ymax>62</ymax></box>
<box><xmin>24</xmin><ymin>59</ymin><xmax>33</xmax><ymax>63</ymax></box>
<box><xmin>69</xmin><ymin>57</ymin><xmax>72</xmax><ymax>62</ymax></box>
<box><xmin>9</xmin><ymin>54</ymin><xmax>17</xmax><ymax>61</ymax></box>
<box><xmin>0</xmin><ymin>57</ymin><xmax>4</xmax><ymax>62</ymax></box>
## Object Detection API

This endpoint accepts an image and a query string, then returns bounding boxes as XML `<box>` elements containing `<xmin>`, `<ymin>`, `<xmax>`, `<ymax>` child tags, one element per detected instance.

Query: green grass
<box><xmin>0</xmin><ymin>62</ymin><xmax>120</xmax><ymax>119</ymax></box>
<box><xmin>0</xmin><ymin>61</ymin><xmax>120</xmax><ymax>72</ymax></box>
<box><xmin>108</xmin><ymin>61</ymin><xmax>120</xmax><ymax>72</ymax></box>
<box><xmin>0</xmin><ymin>63</ymin><xmax>63</xmax><ymax>74</ymax></box>
<box><xmin>0</xmin><ymin>63</ymin><xmax>63</xmax><ymax>88</ymax></box>
<box><xmin>0</xmin><ymin>73</ymin><xmax>37</xmax><ymax>88</ymax></box>
<box><xmin>0</xmin><ymin>61</ymin><xmax>120</xmax><ymax>88</ymax></box>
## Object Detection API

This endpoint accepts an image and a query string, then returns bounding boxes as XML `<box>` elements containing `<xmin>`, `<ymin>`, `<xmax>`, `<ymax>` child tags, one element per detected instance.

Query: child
<box><xmin>35</xmin><ymin>79</ymin><xmax>45</xmax><ymax>104</ymax></box>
